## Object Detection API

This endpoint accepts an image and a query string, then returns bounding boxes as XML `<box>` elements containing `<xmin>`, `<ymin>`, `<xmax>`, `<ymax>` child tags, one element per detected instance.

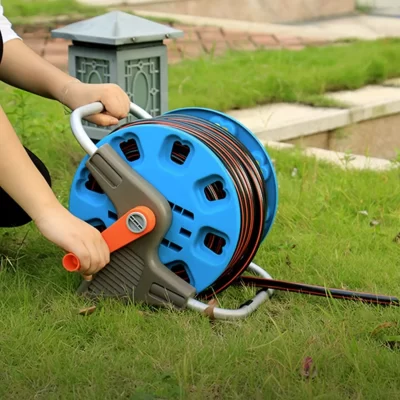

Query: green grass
<box><xmin>1</xmin><ymin>81</ymin><xmax>400</xmax><ymax>399</ymax></box>
<box><xmin>1</xmin><ymin>0</ymin><xmax>105</xmax><ymax>19</ymax></box>
<box><xmin>2</xmin><ymin>0</ymin><xmax>178</xmax><ymax>26</ymax></box>
<box><xmin>356</xmin><ymin>1</ymin><xmax>373</xmax><ymax>14</ymax></box>
<box><xmin>168</xmin><ymin>38</ymin><xmax>400</xmax><ymax>111</ymax></box>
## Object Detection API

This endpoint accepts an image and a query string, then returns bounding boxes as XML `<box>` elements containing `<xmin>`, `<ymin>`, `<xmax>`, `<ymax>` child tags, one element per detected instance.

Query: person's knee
<box><xmin>0</xmin><ymin>148</ymin><xmax>52</xmax><ymax>228</ymax></box>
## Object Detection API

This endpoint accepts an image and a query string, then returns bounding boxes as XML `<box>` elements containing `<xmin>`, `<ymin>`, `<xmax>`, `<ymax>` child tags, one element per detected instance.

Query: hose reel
<box><xmin>63</xmin><ymin>101</ymin><xmax>399</xmax><ymax>320</ymax></box>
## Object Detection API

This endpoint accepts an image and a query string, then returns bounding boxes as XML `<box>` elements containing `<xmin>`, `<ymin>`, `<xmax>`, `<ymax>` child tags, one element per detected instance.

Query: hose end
<box><xmin>62</xmin><ymin>253</ymin><xmax>80</xmax><ymax>272</ymax></box>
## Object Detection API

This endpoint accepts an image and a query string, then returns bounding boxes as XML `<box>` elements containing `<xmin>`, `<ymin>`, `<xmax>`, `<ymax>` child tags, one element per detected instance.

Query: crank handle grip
<box><xmin>70</xmin><ymin>101</ymin><xmax>152</xmax><ymax>157</ymax></box>
<box><xmin>62</xmin><ymin>206</ymin><xmax>156</xmax><ymax>272</ymax></box>
<box><xmin>63</xmin><ymin>253</ymin><xmax>81</xmax><ymax>272</ymax></box>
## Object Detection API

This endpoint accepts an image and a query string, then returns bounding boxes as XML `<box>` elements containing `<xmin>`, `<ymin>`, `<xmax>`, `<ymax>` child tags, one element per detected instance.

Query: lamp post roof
<box><xmin>51</xmin><ymin>11</ymin><xmax>183</xmax><ymax>46</ymax></box>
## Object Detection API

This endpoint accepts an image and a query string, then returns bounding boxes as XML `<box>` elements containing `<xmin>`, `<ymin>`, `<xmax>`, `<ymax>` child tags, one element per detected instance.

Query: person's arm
<box><xmin>0</xmin><ymin>6</ymin><xmax>68</xmax><ymax>104</ymax></box>
<box><xmin>0</xmin><ymin>8</ymin><xmax>130</xmax><ymax>275</ymax></box>
<box><xmin>0</xmin><ymin>37</ymin><xmax>77</xmax><ymax>107</ymax></box>
<box><xmin>0</xmin><ymin>38</ymin><xmax>130</xmax><ymax>126</ymax></box>
<box><xmin>0</xmin><ymin>106</ymin><xmax>110</xmax><ymax>275</ymax></box>
<box><xmin>0</xmin><ymin>6</ymin><xmax>129</xmax><ymax>125</ymax></box>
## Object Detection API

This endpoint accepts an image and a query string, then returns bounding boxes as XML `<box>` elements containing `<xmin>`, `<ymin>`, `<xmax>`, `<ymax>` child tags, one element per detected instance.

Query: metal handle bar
<box><xmin>187</xmin><ymin>263</ymin><xmax>274</xmax><ymax>320</ymax></box>
<box><xmin>70</xmin><ymin>102</ymin><xmax>152</xmax><ymax>157</ymax></box>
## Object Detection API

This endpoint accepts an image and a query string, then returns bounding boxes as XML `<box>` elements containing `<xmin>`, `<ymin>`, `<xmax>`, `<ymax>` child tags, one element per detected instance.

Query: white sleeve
<box><xmin>0</xmin><ymin>5</ymin><xmax>21</xmax><ymax>43</ymax></box>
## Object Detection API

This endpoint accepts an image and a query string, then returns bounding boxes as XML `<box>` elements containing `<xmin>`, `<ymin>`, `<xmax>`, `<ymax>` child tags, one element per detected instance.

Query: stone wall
<box><xmin>133</xmin><ymin>0</ymin><xmax>356</xmax><ymax>23</ymax></box>
<box><xmin>284</xmin><ymin>113</ymin><xmax>400</xmax><ymax>161</ymax></box>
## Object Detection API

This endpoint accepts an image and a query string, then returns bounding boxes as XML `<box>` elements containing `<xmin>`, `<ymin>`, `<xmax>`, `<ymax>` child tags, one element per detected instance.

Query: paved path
<box><xmin>16</xmin><ymin>22</ymin><xmax>331</xmax><ymax>72</ymax></box>
<box><xmin>78</xmin><ymin>0</ymin><xmax>400</xmax><ymax>40</ymax></box>
<box><xmin>131</xmin><ymin>10</ymin><xmax>400</xmax><ymax>41</ymax></box>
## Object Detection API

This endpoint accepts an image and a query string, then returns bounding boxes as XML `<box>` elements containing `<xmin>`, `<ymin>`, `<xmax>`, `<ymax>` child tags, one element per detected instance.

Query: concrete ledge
<box><xmin>264</xmin><ymin>141</ymin><xmax>396</xmax><ymax>171</ymax></box>
<box><xmin>229</xmin><ymin>104</ymin><xmax>350</xmax><ymax>142</ymax></box>
<box><xmin>227</xmin><ymin>84</ymin><xmax>400</xmax><ymax>161</ymax></box>
<box><xmin>228</xmin><ymin>85</ymin><xmax>400</xmax><ymax>143</ymax></box>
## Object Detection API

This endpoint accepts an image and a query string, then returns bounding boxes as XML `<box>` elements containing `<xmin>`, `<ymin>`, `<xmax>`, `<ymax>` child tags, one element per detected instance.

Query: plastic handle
<box><xmin>62</xmin><ymin>206</ymin><xmax>156</xmax><ymax>272</ymax></box>
<box><xmin>70</xmin><ymin>101</ymin><xmax>153</xmax><ymax>157</ymax></box>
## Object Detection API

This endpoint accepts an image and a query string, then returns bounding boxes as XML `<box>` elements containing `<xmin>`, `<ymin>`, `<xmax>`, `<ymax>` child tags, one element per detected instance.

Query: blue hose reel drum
<box><xmin>68</xmin><ymin>107</ymin><xmax>278</xmax><ymax>294</ymax></box>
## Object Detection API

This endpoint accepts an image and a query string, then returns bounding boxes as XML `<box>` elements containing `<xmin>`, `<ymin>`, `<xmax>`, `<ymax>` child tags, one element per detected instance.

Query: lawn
<box><xmin>1</xmin><ymin>0</ymin><xmax>105</xmax><ymax>19</ymax></box>
<box><xmin>168</xmin><ymin>38</ymin><xmax>400</xmax><ymax>110</ymax></box>
<box><xmin>1</xmin><ymin>82</ymin><xmax>400</xmax><ymax>399</ymax></box>
<box><xmin>1</xmin><ymin>0</ymin><xmax>176</xmax><ymax>26</ymax></box>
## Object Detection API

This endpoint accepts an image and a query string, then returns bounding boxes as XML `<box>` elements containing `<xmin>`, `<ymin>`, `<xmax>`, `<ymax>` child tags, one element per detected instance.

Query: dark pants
<box><xmin>0</xmin><ymin>148</ymin><xmax>52</xmax><ymax>227</ymax></box>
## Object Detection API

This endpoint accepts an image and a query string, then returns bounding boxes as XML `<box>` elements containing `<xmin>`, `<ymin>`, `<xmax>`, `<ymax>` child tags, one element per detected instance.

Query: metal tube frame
<box><xmin>70</xmin><ymin>102</ymin><xmax>274</xmax><ymax>320</ymax></box>
<box><xmin>70</xmin><ymin>102</ymin><xmax>152</xmax><ymax>156</ymax></box>
<box><xmin>187</xmin><ymin>263</ymin><xmax>274</xmax><ymax>320</ymax></box>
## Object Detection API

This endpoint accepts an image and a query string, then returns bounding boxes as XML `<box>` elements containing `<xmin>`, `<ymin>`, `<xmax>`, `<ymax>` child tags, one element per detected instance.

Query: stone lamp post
<box><xmin>51</xmin><ymin>11</ymin><xmax>183</xmax><ymax>140</ymax></box>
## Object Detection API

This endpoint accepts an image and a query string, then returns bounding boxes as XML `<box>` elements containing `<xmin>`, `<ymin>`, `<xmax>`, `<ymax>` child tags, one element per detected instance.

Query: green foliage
<box><xmin>168</xmin><ymin>38</ymin><xmax>400</xmax><ymax>111</ymax></box>
<box><xmin>2</xmin><ymin>0</ymin><xmax>105</xmax><ymax>18</ymax></box>
<box><xmin>2</xmin><ymin>0</ymin><xmax>178</xmax><ymax>25</ymax></box>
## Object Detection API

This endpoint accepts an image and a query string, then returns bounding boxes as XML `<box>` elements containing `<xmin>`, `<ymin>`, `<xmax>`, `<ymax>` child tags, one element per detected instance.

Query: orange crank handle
<box><xmin>62</xmin><ymin>206</ymin><xmax>156</xmax><ymax>272</ymax></box>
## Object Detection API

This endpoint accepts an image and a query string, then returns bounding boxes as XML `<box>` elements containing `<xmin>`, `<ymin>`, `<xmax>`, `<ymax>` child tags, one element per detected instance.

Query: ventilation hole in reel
<box><xmin>204</xmin><ymin>233</ymin><xmax>226</xmax><ymax>255</ymax></box>
<box><xmin>120</xmin><ymin>138</ymin><xmax>140</xmax><ymax>162</ymax></box>
<box><xmin>169</xmin><ymin>201</ymin><xmax>195</xmax><ymax>220</ymax></box>
<box><xmin>169</xmin><ymin>242</ymin><xmax>182</xmax><ymax>252</ymax></box>
<box><xmin>108</xmin><ymin>211</ymin><xmax>118</xmax><ymax>221</ymax></box>
<box><xmin>204</xmin><ymin>180</ymin><xmax>226</xmax><ymax>201</ymax></box>
<box><xmin>179</xmin><ymin>228</ymin><xmax>192</xmax><ymax>238</ymax></box>
<box><xmin>171</xmin><ymin>141</ymin><xmax>190</xmax><ymax>165</ymax></box>
<box><xmin>168</xmin><ymin>262</ymin><xmax>191</xmax><ymax>283</ymax></box>
<box><xmin>161</xmin><ymin>238</ymin><xmax>183</xmax><ymax>252</ymax></box>
<box><xmin>85</xmin><ymin>173</ymin><xmax>104</xmax><ymax>194</ymax></box>
<box><xmin>174</xmin><ymin>205</ymin><xmax>183</xmax><ymax>213</ymax></box>
<box><xmin>182</xmin><ymin>209</ymin><xmax>194</xmax><ymax>219</ymax></box>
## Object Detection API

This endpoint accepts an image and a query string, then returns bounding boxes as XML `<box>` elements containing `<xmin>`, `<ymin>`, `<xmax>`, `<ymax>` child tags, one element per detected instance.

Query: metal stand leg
<box><xmin>187</xmin><ymin>263</ymin><xmax>274</xmax><ymax>320</ymax></box>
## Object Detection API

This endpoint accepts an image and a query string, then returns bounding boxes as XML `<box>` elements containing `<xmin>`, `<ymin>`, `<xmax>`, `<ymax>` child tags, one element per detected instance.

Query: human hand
<box><xmin>61</xmin><ymin>81</ymin><xmax>130</xmax><ymax>127</ymax></box>
<box><xmin>34</xmin><ymin>204</ymin><xmax>110</xmax><ymax>277</ymax></box>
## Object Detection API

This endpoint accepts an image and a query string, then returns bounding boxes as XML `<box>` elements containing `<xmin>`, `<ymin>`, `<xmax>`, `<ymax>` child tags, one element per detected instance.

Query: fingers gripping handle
<box><xmin>70</xmin><ymin>101</ymin><xmax>152</xmax><ymax>156</ymax></box>
<box><xmin>62</xmin><ymin>206</ymin><xmax>156</xmax><ymax>272</ymax></box>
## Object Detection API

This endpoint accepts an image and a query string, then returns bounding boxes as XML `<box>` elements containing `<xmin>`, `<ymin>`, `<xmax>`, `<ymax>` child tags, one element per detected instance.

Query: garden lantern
<box><xmin>51</xmin><ymin>11</ymin><xmax>183</xmax><ymax>140</ymax></box>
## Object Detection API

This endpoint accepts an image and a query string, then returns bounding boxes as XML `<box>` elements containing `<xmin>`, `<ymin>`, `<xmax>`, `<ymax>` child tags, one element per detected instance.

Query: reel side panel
<box><xmin>68</xmin><ymin>123</ymin><xmax>242</xmax><ymax>293</ymax></box>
